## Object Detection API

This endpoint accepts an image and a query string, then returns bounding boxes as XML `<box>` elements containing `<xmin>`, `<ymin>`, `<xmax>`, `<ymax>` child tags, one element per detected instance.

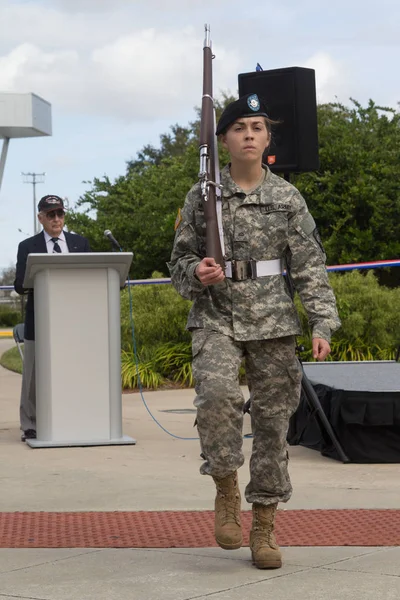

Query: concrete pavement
<box><xmin>0</xmin><ymin>337</ymin><xmax>399</xmax><ymax>599</ymax></box>
<box><xmin>0</xmin><ymin>546</ymin><xmax>399</xmax><ymax>600</ymax></box>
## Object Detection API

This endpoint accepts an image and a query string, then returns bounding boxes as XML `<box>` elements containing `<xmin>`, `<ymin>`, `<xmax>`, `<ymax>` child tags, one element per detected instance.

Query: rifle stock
<box><xmin>199</xmin><ymin>24</ymin><xmax>224</xmax><ymax>267</ymax></box>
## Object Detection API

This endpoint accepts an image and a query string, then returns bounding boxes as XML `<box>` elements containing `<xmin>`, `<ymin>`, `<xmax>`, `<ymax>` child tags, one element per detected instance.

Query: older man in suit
<box><xmin>14</xmin><ymin>195</ymin><xmax>91</xmax><ymax>441</ymax></box>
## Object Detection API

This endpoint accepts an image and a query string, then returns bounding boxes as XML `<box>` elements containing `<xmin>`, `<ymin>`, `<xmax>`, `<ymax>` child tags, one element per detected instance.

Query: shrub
<box><xmin>119</xmin><ymin>269</ymin><xmax>399</xmax><ymax>389</ymax></box>
<box><xmin>330</xmin><ymin>270</ymin><xmax>400</xmax><ymax>348</ymax></box>
<box><xmin>120</xmin><ymin>272</ymin><xmax>191</xmax><ymax>355</ymax></box>
<box><xmin>121</xmin><ymin>348</ymin><xmax>165</xmax><ymax>389</ymax></box>
<box><xmin>296</xmin><ymin>270</ymin><xmax>400</xmax><ymax>359</ymax></box>
<box><xmin>0</xmin><ymin>307</ymin><xmax>22</xmax><ymax>327</ymax></box>
<box><xmin>120</xmin><ymin>341</ymin><xmax>193</xmax><ymax>390</ymax></box>
<box><xmin>153</xmin><ymin>341</ymin><xmax>194</xmax><ymax>387</ymax></box>
<box><xmin>119</xmin><ymin>272</ymin><xmax>192</xmax><ymax>389</ymax></box>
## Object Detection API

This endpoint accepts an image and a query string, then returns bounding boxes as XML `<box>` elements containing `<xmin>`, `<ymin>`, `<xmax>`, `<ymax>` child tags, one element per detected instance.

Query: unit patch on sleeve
<box><xmin>174</xmin><ymin>208</ymin><xmax>183</xmax><ymax>231</ymax></box>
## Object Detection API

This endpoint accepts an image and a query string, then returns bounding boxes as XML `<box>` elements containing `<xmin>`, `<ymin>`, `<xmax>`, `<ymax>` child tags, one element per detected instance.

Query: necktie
<box><xmin>51</xmin><ymin>237</ymin><xmax>62</xmax><ymax>253</ymax></box>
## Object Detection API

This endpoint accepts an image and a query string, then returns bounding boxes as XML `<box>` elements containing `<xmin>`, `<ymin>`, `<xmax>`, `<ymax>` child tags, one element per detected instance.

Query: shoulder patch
<box><xmin>174</xmin><ymin>208</ymin><xmax>183</xmax><ymax>231</ymax></box>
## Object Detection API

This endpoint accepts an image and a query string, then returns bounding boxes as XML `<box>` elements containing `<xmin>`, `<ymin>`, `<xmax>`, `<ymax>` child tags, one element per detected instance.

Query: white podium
<box><xmin>23</xmin><ymin>252</ymin><xmax>136</xmax><ymax>448</ymax></box>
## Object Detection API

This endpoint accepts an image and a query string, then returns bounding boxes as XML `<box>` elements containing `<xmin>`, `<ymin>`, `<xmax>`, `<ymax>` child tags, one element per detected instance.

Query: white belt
<box><xmin>225</xmin><ymin>258</ymin><xmax>283</xmax><ymax>280</ymax></box>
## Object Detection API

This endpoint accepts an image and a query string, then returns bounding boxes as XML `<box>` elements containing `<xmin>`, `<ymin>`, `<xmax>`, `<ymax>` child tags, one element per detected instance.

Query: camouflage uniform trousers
<box><xmin>192</xmin><ymin>329</ymin><xmax>303</xmax><ymax>506</ymax></box>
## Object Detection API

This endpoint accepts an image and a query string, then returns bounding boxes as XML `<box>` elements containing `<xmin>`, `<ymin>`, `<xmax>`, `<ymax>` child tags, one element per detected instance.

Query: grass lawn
<box><xmin>0</xmin><ymin>346</ymin><xmax>23</xmax><ymax>374</ymax></box>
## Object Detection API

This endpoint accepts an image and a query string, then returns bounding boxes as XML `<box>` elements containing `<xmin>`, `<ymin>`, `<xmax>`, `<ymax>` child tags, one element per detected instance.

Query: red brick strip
<box><xmin>0</xmin><ymin>510</ymin><xmax>399</xmax><ymax>548</ymax></box>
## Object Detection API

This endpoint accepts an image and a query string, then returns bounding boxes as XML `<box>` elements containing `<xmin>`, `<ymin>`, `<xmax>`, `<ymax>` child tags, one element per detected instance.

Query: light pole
<box><xmin>21</xmin><ymin>172</ymin><xmax>45</xmax><ymax>235</ymax></box>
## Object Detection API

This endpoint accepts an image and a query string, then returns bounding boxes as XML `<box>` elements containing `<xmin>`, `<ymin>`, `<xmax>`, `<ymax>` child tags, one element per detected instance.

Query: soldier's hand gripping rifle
<box><xmin>199</xmin><ymin>24</ymin><xmax>225</xmax><ymax>268</ymax></box>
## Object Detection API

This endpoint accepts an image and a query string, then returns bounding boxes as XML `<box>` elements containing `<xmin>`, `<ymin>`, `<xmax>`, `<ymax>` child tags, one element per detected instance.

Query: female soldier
<box><xmin>168</xmin><ymin>93</ymin><xmax>340</xmax><ymax>569</ymax></box>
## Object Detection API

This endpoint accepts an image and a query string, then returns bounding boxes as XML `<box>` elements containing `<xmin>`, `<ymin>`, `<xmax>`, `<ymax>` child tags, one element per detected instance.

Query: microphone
<box><xmin>104</xmin><ymin>229</ymin><xmax>122</xmax><ymax>251</ymax></box>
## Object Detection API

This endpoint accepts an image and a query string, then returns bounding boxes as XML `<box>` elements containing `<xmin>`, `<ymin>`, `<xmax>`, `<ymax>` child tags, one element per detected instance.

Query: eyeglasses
<box><xmin>45</xmin><ymin>209</ymin><xmax>65</xmax><ymax>220</ymax></box>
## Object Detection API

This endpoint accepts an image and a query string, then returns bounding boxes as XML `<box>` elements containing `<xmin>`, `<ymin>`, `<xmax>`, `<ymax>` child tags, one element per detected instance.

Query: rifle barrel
<box><xmin>198</xmin><ymin>25</ymin><xmax>224</xmax><ymax>267</ymax></box>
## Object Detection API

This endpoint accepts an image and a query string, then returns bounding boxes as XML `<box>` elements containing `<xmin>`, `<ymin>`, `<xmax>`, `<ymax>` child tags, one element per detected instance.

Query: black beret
<box><xmin>216</xmin><ymin>93</ymin><xmax>269</xmax><ymax>136</ymax></box>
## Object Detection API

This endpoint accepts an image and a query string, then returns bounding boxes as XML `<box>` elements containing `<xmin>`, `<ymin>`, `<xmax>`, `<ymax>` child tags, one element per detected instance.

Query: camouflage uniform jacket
<box><xmin>168</xmin><ymin>165</ymin><xmax>341</xmax><ymax>342</ymax></box>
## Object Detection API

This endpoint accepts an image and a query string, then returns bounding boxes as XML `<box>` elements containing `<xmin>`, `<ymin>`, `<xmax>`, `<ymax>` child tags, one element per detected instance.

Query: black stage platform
<box><xmin>288</xmin><ymin>361</ymin><xmax>400</xmax><ymax>463</ymax></box>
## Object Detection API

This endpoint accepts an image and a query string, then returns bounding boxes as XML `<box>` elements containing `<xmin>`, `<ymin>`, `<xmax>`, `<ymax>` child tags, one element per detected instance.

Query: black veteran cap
<box><xmin>216</xmin><ymin>93</ymin><xmax>269</xmax><ymax>136</ymax></box>
<box><xmin>37</xmin><ymin>195</ymin><xmax>65</xmax><ymax>213</ymax></box>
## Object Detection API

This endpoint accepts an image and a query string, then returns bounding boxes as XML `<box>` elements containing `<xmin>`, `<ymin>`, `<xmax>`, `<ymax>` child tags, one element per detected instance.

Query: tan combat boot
<box><xmin>212</xmin><ymin>472</ymin><xmax>242</xmax><ymax>550</ymax></box>
<box><xmin>250</xmin><ymin>503</ymin><xmax>282</xmax><ymax>569</ymax></box>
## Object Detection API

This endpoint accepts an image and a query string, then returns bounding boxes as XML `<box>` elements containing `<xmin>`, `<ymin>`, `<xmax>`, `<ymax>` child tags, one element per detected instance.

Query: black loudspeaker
<box><xmin>238</xmin><ymin>67</ymin><xmax>319</xmax><ymax>173</ymax></box>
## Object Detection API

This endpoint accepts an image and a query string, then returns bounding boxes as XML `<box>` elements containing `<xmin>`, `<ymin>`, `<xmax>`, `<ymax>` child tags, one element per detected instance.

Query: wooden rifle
<box><xmin>198</xmin><ymin>24</ymin><xmax>224</xmax><ymax>267</ymax></box>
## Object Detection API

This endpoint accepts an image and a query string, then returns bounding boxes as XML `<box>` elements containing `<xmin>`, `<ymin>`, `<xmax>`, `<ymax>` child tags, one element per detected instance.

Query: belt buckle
<box><xmin>232</xmin><ymin>260</ymin><xmax>257</xmax><ymax>281</ymax></box>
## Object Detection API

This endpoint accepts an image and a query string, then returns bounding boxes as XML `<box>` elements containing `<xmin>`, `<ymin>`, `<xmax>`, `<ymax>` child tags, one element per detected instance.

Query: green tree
<box><xmin>66</xmin><ymin>94</ymin><xmax>234</xmax><ymax>278</ymax></box>
<box><xmin>126</xmin><ymin>124</ymin><xmax>194</xmax><ymax>174</ymax></box>
<box><xmin>66</xmin><ymin>146</ymin><xmax>199</xmax><ymax>278</ymax></box>
<box><xmin>67</xmin><ymin>98</ymin><xmax>400</xmax><ymax>279</ymax></box>
<box><xmin>0</xmin><ymin>265</ymin><xmax>16</xmax><ymax>285</ymax></box>
<box><xmin>292</xmin><ymin>100</ymin><xmax>400</xmax><ymax>268</ymax></box>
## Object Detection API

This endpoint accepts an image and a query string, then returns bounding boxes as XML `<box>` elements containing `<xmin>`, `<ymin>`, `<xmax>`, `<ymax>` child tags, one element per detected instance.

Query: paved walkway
<box><xmin>0</xmin><ymin>338</ymin><xmax>399</xmax><ymax>599</ymax></box>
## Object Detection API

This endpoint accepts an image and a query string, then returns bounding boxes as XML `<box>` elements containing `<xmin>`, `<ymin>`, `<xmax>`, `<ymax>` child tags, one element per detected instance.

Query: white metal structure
<box><xmin>0</xmin><ymin>92</ymin><xmax>52</xmax><ymax>191</ymax></box>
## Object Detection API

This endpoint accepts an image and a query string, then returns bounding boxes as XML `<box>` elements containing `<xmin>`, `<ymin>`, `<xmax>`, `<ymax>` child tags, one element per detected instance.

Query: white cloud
<box><xmin>45</xmin><ymin>0</ymin><xmax>135</xmax><ymax>10</ymax></box>
<box><xmin>91</xmin><ymin>28</ymin><xmax>202</xmax><ymax>118</ymax></box>
<box><xmin>303</xmin><ymin>52</ymin><xmax>353</xmax><ymax>105</ymax></box>
<box><xmin>0</xmin><ymin>43</ymin><xmax>80</xmax><ymax>98</ymax></box>
<box><xmin>0</xmin><ymin>6</ymin><xmax>125</xmax><ymax>53</ymax></box>
<box><xmin>44</xmin><ymin>0</ymin><xmax>230</xmax><ymax>11</ymax></box>
<box><xmin>0</xmin><ymin>27</ymin><xmax>240</xmax><ymax>121</ymax></box>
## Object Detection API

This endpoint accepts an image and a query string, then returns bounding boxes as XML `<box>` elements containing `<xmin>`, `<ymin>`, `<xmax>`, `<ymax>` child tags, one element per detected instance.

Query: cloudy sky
<box><xmin>0</xmin><ymin>0</ymin><xmax>399</xmax><ymax>271</ymax></box>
